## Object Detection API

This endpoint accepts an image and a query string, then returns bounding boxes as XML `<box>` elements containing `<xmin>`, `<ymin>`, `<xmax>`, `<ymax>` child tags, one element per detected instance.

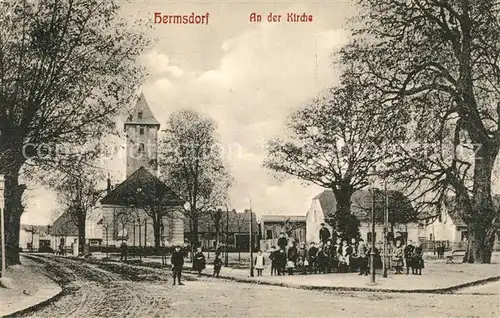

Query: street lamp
<box><xmin>247</xmin><ymin>197</ymin><xmax>255</xmax><ymax>277</ymax></box>
<box><xmin>367</xmin><ymin>168</ymin><xmax>378</xmax><ymax>284</ymax></box>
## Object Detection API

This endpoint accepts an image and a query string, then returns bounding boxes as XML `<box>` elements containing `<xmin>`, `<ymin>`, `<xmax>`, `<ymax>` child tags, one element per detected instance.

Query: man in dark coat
<box><xmin>120</xmin><ymin>241</ymin><xmax>128</xmax><ymax>261</ymax></box>
<box><xmin>275</xmin><ymin>248</ymin><xmax>287</xmax><ymax>275</ymax></box>
<box><xmin>277</xmin><ymin>232</ymin><xmax>288</xmax><ymax>252</ymax></box>
<box><xmin>171</xmin><ymin>245</ymin><xmax>185</xmax><ymax>285</ymax></box>
<box><xmin>307</xmin><ymin>242</ymin><xmax>318</xmax><ymax>274</ymax></box>
<box><xmin>287</xmin><ymin>242</ymin><xmax>298</xmax><ymax>275</ymax></box>
<box><xmin>319</xmin><ymin>223</ymin><xmax>331</xmax><ymax>245</ymax></box>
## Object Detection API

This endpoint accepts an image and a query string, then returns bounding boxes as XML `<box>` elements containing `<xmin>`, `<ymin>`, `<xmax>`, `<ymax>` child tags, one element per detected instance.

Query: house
<box><xmin>260</xmin><ymin>214</ymin><xmax>307</xmax><ymax>242</ymax></box>
<box><xmin>306</xmin><ymin>189</ymin><xmax>424</xmax><ymax>246</ymax></box>
<box><xmin>424</xmin><ymin>195</ymin><xmax>500</xmax><ymax>251</ymax></box>
<box><xmin>183</xmin><ymin>209</ymin><xmax>259</xmax><ymax>251</ymax></box>
<box><xmin>259</xmin><ymin>214</ymin><xmax>307</xmax><ymax>251</ymax></box>
<box><xmin>19</xmin><ymin>225</ymin><xmax>52</xmax><ymax>252</ymax></box>
<box><xmin>51</xmin><ymin>209</ymin><xmax>103</xmax><ymax>253</ymax></box>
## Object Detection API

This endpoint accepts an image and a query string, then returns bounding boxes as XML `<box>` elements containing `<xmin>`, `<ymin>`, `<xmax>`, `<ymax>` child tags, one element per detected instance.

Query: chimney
<box><xmin>107</xmin><ymin>174</ymin><xmax>112</xmax><ymax>194</ymax></box>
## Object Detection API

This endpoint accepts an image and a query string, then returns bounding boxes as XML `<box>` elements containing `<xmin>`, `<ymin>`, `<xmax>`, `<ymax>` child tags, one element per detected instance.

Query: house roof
<box><xmin>443</xmin><ymin>196</ymin><xmax>467</xmax><ymax>227</ymax></box>
<box><xmin>313</xmin><ymin>190</ymin><xmax>336</xmax><ymax>217</ymax></box>
<box><xmin>51</xmin><ymin>211</ymin><xmax>78</xmax><ymax>236</ymax></box>
<box><xmin>100</xmin><ymin>167</ymin><xmax>183</xmax><ymax>207</ymax></box>
<box><xmin>20</xmin><ymin>225</ymin><xmax>51</xmax><ymax>235</ymax></box>
<box><xmin>313</xmin><ymin>189</ymin><xmax>372</xmax><ymax>221</ymax></box>
<box><xmin>260</xmin><ymin>215</ymin><xmax>306</xmax><ymax>223</ymax></box>
<box><xmin>124</xmin><ymin>92</ymin><xmax>160</xmax><ymax>127</ymax></box>
<box><xmin>183</xmin><ymin>210</ymin><xmax>259</xmax><ymax>233</ymax></box>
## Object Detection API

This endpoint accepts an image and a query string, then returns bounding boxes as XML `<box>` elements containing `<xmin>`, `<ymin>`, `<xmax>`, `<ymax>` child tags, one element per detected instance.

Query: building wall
<box><xmin>100</xmin><ymin>204</ymin><xmax>184</xmax><ymax>247</ymax></box>
<box><xmin>358</xmin><ymin>222</ymin><xmax>424</xmax><ymax>244</ymax></box>
<box><xmin>125</xmin><ymin>124</ymin><xmax>158</xmax><ymax>178</ymax></box>
<box><xmin>262</xmin><ymin>221</ymin><xmax>306</xmax><ymax>242</ymax></box>
<box><xmin>306</xmin><ymin>199</ymin><xmax>333</xmax><ymax>243</ymax></box>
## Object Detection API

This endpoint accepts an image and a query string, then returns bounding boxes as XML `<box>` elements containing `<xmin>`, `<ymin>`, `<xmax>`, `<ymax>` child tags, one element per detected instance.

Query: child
<box><xmin>213</xmin><ymin>254</ymin><xmax>223</xmax><ymax>278</ymax></box>
<box><xmin>269</xmin><ymin>246</ymin><xmax>277</xmax><ymax>276</ymax></box>
<box><xmin>392</xmin><ymin>239</ymin><xmax>404</xmax><ymax>274</ymax></box>
<box><xmin>254</xmin><ymin>250</ymin><xmax>265</xmax><ymax>276</ymax></box>
<box><xmin>171</xmin><ymin>245</ymin><xmax>185</xmax><ymax>285</ymax></box>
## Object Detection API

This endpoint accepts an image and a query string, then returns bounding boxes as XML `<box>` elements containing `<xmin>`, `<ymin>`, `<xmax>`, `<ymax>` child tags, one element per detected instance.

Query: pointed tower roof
<box><xmin>124</xmin><ymin>92</ymin><xmax>160</xmax><ymax>127</ymax></box>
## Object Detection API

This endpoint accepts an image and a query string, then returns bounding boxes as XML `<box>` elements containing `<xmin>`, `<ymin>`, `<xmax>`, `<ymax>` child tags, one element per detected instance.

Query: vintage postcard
<box><xmin>0</xmin><ymin>0</ymin><xmax>499</xmax><ymax>317</ymax></box>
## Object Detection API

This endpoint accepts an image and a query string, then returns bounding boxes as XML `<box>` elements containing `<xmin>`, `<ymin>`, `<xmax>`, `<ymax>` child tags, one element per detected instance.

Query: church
<box><xmin>98</xmin><ymin>92</ymin><xmax>185</xmax><ymax>248</ymax></box>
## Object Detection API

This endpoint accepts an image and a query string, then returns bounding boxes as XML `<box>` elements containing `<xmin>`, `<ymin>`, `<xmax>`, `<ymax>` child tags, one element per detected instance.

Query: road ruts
<box><xmin>16</xmin><ymin>255</ymin><xmax>500</xmax><ymax>318</ymax></box>
<box><xmin>17</xmin><ymin>255</ymin><xmax>167</xmax><ymax>318</ymax></box>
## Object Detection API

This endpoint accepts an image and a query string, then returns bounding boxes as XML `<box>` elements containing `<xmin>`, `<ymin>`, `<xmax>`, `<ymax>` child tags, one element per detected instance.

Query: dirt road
<box><xmin>15</xmin><ymin>255</ymin><xmax>499</xmax><ymax>317</ymax></box>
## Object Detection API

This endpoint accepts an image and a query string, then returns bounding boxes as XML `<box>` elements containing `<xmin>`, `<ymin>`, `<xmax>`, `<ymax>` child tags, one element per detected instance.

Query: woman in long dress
<box><xmin>193</xmin><ymin>247</ymin><xmax>206</xmax><ymax>277</ymax></box>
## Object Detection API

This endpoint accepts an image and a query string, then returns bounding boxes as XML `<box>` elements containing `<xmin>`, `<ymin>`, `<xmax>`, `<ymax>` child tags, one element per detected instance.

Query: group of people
<box><xmin>169</xmin><ymin>223</ymin><xmax>426</xmax><ymax>285</ymax></box>
<box><xmin>266</xmin><ymin>223</ymin><xmax>425</xmax><ymax>276</ymax></box>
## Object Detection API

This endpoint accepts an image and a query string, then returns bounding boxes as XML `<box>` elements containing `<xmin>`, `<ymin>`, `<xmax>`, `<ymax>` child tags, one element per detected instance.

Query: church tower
<box><xmin>124</xmin><ymin>92</ymin><xmax>160</xmax><ymax>178</ymax></box>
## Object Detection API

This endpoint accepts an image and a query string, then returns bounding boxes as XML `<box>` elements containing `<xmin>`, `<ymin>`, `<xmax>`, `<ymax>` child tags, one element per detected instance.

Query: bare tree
<box><xmin>210</xmin><ymin>208</ymin><xmax>223</xmax><ymax>248</ymax></box>
<box><xmin>0</xmin><ymin>0</ymin><xmax>150</xmax><ymax>264</ymax></box>
<box><xmin>264</xmin><ymin>74</ymin><xmax>398</xmax><ymax>239</ymax></box>
<box><xmin>115</xmin><ymin>206</ymin><xmax>133</xmax><ymax>243</ymax></box>
<box><xmin>49</xmin><ymin>164</ymin><xmax>105</xmax><ymax>254</ymax></box>
<box><xmin>341</xmin><ymin>0</ymin><xmax>500</xmax><ymax>262</ymax></box>
<box><xmin>158</xmin><ymin>109</ymin><xmax>232</xmax><ymax>248</ymax></box>
<box><xmin>125</xmin><ymin>174</ymin><xmax>182</xmax><ymax>250</ymax></box>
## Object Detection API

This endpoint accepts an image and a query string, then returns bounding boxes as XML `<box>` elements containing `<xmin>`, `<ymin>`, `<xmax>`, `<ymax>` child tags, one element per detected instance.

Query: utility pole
<box><xmin>31</xmin><ymin>226</ymin><xmax>35</xmax><ymax>252</ymax></box>
<box><xmin>370</xmin><ymin>188</ymin><xmax>376</xmax><ymax>284</ymax></box>
<box><xmin>383</xmin><ymin>165</ymin><xmax>388</xmax><ymax>278</ymax></box>
<box><xmin>249</xmin><ymin>198</ymin><xmax>254</xmax><ymax>277</ymax></box>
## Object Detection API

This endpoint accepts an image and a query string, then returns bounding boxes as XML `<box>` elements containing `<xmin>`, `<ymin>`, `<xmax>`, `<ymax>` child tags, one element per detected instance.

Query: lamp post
<box><xmin>247</xmin><ymin>197</ymin><xmax>254</xmax><ymax>277</ymax></box>
<box><xmin>370</xmin><ymin>187</ymin><xmax>376</xmax><ymax>284</ymax></box>
<box><xmin>367</xmin><ymin>167</ymin><xmax>380</xmax><ymax>284</ymax></box>
<box><xmin>383</xmin><ymin>166</ymin><xmax>389</xmax><ymax>278</ymax></box>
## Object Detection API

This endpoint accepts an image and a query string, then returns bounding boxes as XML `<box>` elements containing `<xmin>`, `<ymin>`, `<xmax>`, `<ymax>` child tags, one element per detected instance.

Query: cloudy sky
<box><xmin>22</xmin><ymin>0</ymin><xmax>500</xmax><ymax>225</ymax></box>
<box><xmin>21</xmin><ymin>0</ymin><xmax>357</xmax><ymax>225</ymax></box>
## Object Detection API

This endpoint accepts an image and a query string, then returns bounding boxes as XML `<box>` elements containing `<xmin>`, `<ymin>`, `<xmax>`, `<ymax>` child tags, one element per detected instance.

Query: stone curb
<box><xmin>66</xmin><ymin>258</ymin><xmax>500</xmax><ymax>295</ymax></box>
<box><xmin>2</xmin><ymin>288</ymin><xmax>65</xmax><ymax>318</ymax></box>
<box><xmin>2</xmin><ymin>255</ymin><xmax>65</xmax><ymax>318</ymax></box>
<box><xmin>179</xmin><ymin>266</ymin><xmax>500</xmax><ymax>294</ymax></box>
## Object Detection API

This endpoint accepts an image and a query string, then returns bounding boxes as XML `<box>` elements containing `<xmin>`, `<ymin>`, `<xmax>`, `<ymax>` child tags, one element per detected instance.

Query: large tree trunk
<box><xmin>463</xmin><ymin>142</ymin><xmax>498</xmax><ymax>263</ymax></box>
<box><xmin>2</xmin><ymin>160</ymin><xmax>25</xmax><ymax>266</ymax></box>
<box><xmin>153</xmin><ymin>215</ymin><xmax>161</xmax><ymax>249</ymax></box>
<box><xmin>332</xmin><ymin>185</ymin><xmax>359</xmax><ymax>239</ymax></box>
<box><xmin>78</xmin><ymin>218</ymin><xmax>86</xmax><ymax>255</ymax></box>
<box><xmin>191</xmin><ymin>215</ymin><xmax>199</xmax><ymax>247</ymax></box>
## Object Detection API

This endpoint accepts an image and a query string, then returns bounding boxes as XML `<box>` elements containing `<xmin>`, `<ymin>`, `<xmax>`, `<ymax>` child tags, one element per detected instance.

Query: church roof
<box><xmin>124</xmin><ymin>92</ymin><xmax>160</xmax><ymax>127</ymax></box>
<box><xmin>100</xmin><ymin>167</ymin><xmax>183</xmax><ymax>207</ymax></box>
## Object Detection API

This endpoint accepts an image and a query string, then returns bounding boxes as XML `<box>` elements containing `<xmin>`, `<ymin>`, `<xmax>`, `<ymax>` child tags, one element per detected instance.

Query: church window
<box><xmin>138</xmin><ymin>143</ymin><xmax>145</xmax><ymax>153</ymax></box>
<box><xmin>139</xmin><ymin>127</ymin><xmax>144</xmax><ymax>135</ymax></box>
<box><xmin>138</xmin><ymin>112</ymin><xmax>143</xmax><ymax>120</ymax></box>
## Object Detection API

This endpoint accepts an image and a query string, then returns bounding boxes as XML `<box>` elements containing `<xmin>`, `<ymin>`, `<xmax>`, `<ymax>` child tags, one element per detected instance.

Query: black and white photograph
<box><xmin>0</xmin><ymin>0</ymin><xmax>499</xmax><ymax>317</ymax></box>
